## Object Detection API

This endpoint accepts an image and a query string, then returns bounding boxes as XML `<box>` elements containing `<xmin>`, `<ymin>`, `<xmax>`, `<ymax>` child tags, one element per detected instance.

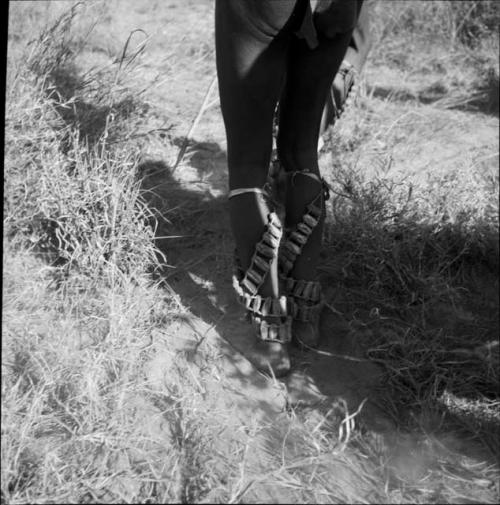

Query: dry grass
<box><xmin>317</xmin><ymin>1</ymin><xmax>499</xmax><ymax>499</ymax></box>
<box><xmin>367</xmin><ymin>0</ymin><xmax>499</xmax><ymax>115</ymax></box>
<box><xmin>3</xmin><ymin>4</ymin><xmax>237</xmax><ymax>503</ymax></box>
<box><xmin>3</xmin><ymin>1</ymin><xmax>499</xmax><ymax>503</ymax></box>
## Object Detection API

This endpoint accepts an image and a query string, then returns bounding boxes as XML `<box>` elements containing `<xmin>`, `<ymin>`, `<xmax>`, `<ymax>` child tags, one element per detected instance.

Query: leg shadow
<box><xmin>137</xmin><ymin>149</ymin><xmax>393</xmax><ymax>434</ymax></box>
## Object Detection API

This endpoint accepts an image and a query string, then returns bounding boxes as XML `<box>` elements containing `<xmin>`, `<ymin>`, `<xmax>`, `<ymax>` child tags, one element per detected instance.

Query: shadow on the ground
<box><xmin>137</xmin><ymin>156</ymin><xmax>289</xmax><ymax>418</ymax></box>
<box><xmin>170</xmin><ymin>137</ymin><xmax>228</xmax><ymax>195</ymax></box>
<box><xmin>42</xmin><ymin>64</ymin><xmax>152</xmax><ymax>149</ymax></box>
<box><xmin>137</xmin><ymin>141</ymin><xmax>499</xmax><ymax>463</ymax></box>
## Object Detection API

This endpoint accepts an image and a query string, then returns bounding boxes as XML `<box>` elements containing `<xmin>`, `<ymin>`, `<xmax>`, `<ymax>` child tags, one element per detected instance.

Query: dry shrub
<box><xmin>5</xmin><ymin>2</ymin><xmax>160</xmax><ymax>281</ymax></box>
<box><xmin>320</xmin><ymin>98</ymin><xmax>499</xmax><ymax>467</ymax></box>
<box><xmin>3</xmin><ymin>4</ymin><xmax>179</xmax><ymax>503</ymax></box>
<box><xmin>371</xmin><ymin>0</ymin><xmax>499</xmax><ymax>49</ymax></box>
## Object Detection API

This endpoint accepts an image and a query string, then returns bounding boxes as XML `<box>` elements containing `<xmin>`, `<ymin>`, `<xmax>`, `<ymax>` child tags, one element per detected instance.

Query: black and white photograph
<box><xmin>4</xmin><ymin>0</ymin><xmax>499</xmax><ymax>502</ymax></box>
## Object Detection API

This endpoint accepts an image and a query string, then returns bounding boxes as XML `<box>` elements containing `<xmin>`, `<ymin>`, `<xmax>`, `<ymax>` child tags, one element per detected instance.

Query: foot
<box><xmin>229</xmin><ymin>191</ymin><xmax>292</xmax><ymax>378</ymax></box>
<box><xmin>278</xmin><ymin>172</ymin><xmax>326</xmax><ymax>350</ymax></box>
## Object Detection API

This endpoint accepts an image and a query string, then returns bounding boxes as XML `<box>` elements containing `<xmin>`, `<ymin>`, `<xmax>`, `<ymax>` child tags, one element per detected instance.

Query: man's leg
<box><xmin>277</xmin><ymin>8</ymin><xmax>356</xmax><ymax>346</ymax></box>
<box><xmin>215</xmin><ymin>0</ymin><xmax>300</xmax><ymax>375</ymax></box>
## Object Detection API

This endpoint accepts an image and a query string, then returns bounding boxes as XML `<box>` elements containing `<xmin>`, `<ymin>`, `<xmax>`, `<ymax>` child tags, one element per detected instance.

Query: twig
<box><xmin>338</xmin><ymin>398</ymin><xmax>367</xmax><ymax>447</ymax></box>
<box><xmin>172</xmin><ymin>75</ymin><xmax>218</xmax><ymax>172</ymax></box>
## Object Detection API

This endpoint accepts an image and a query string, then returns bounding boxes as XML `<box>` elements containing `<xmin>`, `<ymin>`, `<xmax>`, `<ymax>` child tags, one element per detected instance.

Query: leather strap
<box><xmin>287</xmin><ymin>170</ymin><xmax>322</xmax><ymax>185</ymax></box>
<box><xmin>228</xmin><ymin>187</ymin><xmax>268</xmax><ymax>199</ymax></box>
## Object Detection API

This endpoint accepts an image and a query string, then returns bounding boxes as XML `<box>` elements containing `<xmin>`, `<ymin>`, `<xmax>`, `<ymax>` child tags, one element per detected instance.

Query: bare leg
<box><xmin>277</xmin><ymin>20</ymin><xmax>355</xmax><ymax>346</ymax></box>
<box><xmin>215</xmin><ymin>0</ymin><xmax>302</xmax><ymax>375</ymax></box>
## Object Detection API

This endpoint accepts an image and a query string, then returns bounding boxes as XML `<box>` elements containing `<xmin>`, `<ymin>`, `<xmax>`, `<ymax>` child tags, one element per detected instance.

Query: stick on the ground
<box><xmin>172</xmin><ymin>75</ymin><xmax>218</xmax><ymax>173</ymax></box>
